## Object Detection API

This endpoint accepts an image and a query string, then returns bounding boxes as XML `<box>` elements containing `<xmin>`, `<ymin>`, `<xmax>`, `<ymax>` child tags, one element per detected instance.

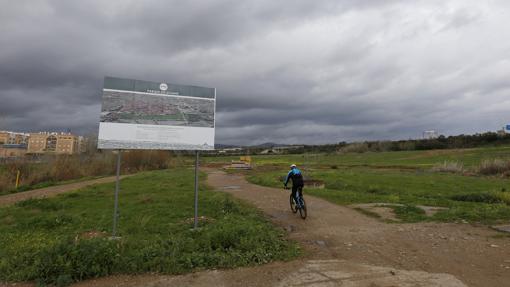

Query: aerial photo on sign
<box><xmin>100</xmin><ymin>90</ymin><xmax>214</xmax><ymax>127</ymax></box>
<box><xmin>98</xmin><ymin>77</ymin><xmax>215</xmax><ymax>150</ymax></box>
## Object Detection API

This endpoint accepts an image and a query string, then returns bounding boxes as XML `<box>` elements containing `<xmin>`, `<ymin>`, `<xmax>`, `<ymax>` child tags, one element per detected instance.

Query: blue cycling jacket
<box><xmin>284</xmin><ymin>168</ymin><xmax>304</xmax><ymax>186</ymax></box>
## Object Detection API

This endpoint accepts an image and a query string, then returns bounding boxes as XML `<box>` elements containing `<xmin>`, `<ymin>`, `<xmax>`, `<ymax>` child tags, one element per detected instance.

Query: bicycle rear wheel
<box><xmin>290</xmin><ymin>194</ymin><xmax>298</xmax><ymax>213</ymax></box>
<box><xmin>298</xmin><ymin>198</ymin><xmax>307</xmax><ymax>219</ymax></box>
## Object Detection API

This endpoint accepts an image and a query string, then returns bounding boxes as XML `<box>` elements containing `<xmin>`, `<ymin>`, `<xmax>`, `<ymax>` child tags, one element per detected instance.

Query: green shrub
<box><xmin>451</xmin><ymin>193</ymin><xmax>503</xmax><ymax>204</ymax></box>
<box><xmin>492</xmin><ymin>191</ymin><xmax>510</xmax><ymax>205</ymax></box>
<box><xmin>222</xmin><ymin>198</ymin><xmax>240</xmax><ymax>214</ymax></box>
<box><xmin>33</xmin><ymin>238</ymin><xmax>119</xmax><ymax>285</ymax></box>
<box><xmin>366</xmin><ymin>185</ymin><xmax>388</xmax><ymax>194</ymax></box>
<box><xmin>392</xmin><ymin>205</ymin><xmax>427</xmax><ymax>222</ymax></box>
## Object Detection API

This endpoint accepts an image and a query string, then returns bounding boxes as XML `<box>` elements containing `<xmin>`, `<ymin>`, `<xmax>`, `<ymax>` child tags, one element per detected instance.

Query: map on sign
<box><xmin>98</xmin><ymin>76</ymin><xmax>215</xmax><ymax>150</ymax></box>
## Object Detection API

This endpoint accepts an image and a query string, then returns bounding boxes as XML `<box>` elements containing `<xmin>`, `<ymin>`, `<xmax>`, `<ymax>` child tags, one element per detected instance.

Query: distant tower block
<box><xmin>423</xmin><ymin>130</ymin><xmax>438</xmax><ymax>139</ymax></box>
<box><xmin>500</xmin><ymin>125</ymin><xmax>510</xmax><ymax>135</ymax></box>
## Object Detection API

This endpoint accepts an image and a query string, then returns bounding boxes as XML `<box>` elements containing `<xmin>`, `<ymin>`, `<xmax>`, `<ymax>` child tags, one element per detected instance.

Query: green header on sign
<box><xmin>104</xmin><ymin>76</ymin><xmax>215</xmax><ymax>99</ymax></box>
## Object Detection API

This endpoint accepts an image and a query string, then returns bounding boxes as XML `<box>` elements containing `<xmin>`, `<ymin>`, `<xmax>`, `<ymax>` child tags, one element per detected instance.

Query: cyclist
<box><xmin>284</xmin><ymin>164</ymin><xmax>304</xmax><ymax>208</ymax></box>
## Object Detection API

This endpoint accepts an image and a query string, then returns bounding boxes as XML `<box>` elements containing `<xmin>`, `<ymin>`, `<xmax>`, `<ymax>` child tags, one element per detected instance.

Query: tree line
<box><xmin>298</xmin><ymin>132</ymin><xmax>510</xmax><ymax>154</ymax></box>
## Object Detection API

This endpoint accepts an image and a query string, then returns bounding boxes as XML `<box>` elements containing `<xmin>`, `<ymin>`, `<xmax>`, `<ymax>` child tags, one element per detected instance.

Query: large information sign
<box><xmin>98</xmin><ymin>76</ymin><xmax>215</xmax><ymax>150</ymax></box>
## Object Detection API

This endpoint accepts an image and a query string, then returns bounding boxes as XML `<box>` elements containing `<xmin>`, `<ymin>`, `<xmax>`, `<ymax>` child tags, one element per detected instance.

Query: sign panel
<box><xmin>98</xmin><ymin>76</ymin><xmax>215</xmax><ymax>150</ymax></box>
<box><xmin>506</xmin><ymin>124</ymin><xmax>510</xmax><ymax>131</ymax></box>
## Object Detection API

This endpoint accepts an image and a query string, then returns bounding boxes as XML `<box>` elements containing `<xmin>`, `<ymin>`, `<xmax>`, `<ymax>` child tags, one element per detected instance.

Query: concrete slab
<box><xmin>277</xmin><ymin>259</ymin><xmax>467</xmax><ymax>287</ymax></box>
<box><xmin>417</xmin><ymin>205</ymin><xmax>449</xmax><ymax>217</ymax></box>
<box><xmin>222</xmin><ymin>185</ymin><xmax>241</xmax><ymax>190</ymax></box>
<box><xmin>491</xmin><ymin>224</ymin><xmax>510</xmax><ymax>233</ymax></box>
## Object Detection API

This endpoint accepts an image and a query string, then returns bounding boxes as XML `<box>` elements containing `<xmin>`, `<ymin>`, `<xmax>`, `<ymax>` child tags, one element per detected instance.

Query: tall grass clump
<box><xmin>477</xmin><ymin>159</ymin><xmax>510</xmax><ymax>176</ymax></box>
<box><xmin>338</xmin><ymin>143</ymin><xmax>369</xmax><ymax>154</ymax></box>
<box><xmin>51</xmin><ymin>156</ymin><xmax>83</xmax><ymax>181</ymax></box>
<box><xmin>122</xmin><ymin>150</ymin><xmax>173</xmax><ymax>172</ymax></box>
<box><xmin>431</xmin><ymin>161</ymin><xmax>464</xmax><ymax>173</ymax></box>
<box><xmin>0</xmin><ymin>172</ymin><xmax>11</xmax><ymax>192</ymax></box>
<box><xmin>0</xmin><ymin>151</ymin><xmax>176</xmax><ymax>194</ymax></box>
<box><xmin>493</xmin><ymin>191</ymin><xmax>510</xmax><ymax>205</ymax></box>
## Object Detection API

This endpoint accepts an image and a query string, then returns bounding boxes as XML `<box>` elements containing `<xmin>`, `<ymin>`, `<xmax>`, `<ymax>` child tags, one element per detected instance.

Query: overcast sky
<box><xmin>1</xmin><ymin>0</ymin><xmax>509</xmax><ymax>145</ymax></box>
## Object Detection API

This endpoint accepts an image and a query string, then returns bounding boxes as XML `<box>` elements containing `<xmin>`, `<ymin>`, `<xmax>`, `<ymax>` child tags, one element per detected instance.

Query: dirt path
<box><xmin>0</xmin><ymin>176</ymin><xmax>130</xmax><ymax>206</ymax></box>
<box><xmin>205</xmin><ymin>170</ymin><xmax>510</xmax><ymax>287</ymax></box>
<box><xmin>68</xmin><ymin>169</ymin><xmax>510</xmax><ymax>287</ymax></box>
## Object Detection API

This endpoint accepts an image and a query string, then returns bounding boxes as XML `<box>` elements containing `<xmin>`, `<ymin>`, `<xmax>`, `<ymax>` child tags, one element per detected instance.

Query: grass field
<box><xmin>209</xmin><ymin>146</ymin><xmax>510</xmax><ymax>223</ymax></box>
<box><xmin>0</xmin><ymin>169</ymin><xmax>299</xmax><ymax>286</ymax></box>
<box><xmin>206</xmin><ymin>146</ymin><xmax>510</xmax><ymax>169</ymax></box>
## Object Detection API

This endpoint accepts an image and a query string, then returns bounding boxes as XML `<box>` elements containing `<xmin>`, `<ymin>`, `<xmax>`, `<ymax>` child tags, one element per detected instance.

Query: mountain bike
<box><xmin>287</xmin><ymin>186</ymin><xmax>307</xmax><ymax>219</ymax></box>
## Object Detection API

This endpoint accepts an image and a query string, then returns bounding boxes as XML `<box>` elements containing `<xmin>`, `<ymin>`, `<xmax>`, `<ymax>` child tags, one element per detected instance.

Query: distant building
<box><xmin>0</xmin><ymin>132</ymin><xmax>8</xmax><ymax>145</ymax></box>
<box><xmin>260</xmin><ymin>145</ymin><xmax>304</xmax><ymax>154</ymax></box>
<box><xmin>27</xmin><ymin>132</ymin><xmax>81</xmax><ymax>154</ymax></box>
<box><xmin>0</xmin><ymin>131</ymin><xmax>29</xmax><ymax>145</ymax></box>
<box><xmin>0</xmin><ymin>144</ymin><xmax>27</xmax><ymax>158</ymax></box>
<box><xmin>217</xmin><ymin>147</ymin><xmax>244</xmax><ymax>154</ymax></box>
<box><xmin>27</xmin><ymin>133</ymin><xmax>49</xmax><ymax>153</ymax></box>
<box><xmin>0</xmin><ymin>131</ymin><xmax>30</xmax><ymax>158</ymax></box>
<box><xmin>498</xmin><ymin>125</ymin><xmax>510</xmax><ymax>136</ymax></box>
<box><xmin>0</xmin><ymin>131</ymin><xmax>85</xmax><ymax>158</ymax></box>
<box><xmin>422</xmin><ymin>130</ymin><xmax>438</xmax><ymax>139</ymax></box>
<box><xmin>77</xmin><ymin>136</ymin><xmax>87</xmax><ymax>153</ymax></box>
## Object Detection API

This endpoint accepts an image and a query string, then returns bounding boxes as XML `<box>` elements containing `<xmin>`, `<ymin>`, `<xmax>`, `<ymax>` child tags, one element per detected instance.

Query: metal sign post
<box><xmin>112</xmin><ymin>150</ymin><xmax>122</xmax><ymax>237</ymax></box>
<box><xmin>194</xmin><ymin>150</ymin><xmax>199</xmax><ymax>229</ymax></box>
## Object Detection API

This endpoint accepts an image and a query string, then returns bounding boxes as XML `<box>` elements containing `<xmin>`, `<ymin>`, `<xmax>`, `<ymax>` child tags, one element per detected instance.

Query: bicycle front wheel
<box><xmin>290</xmin><ymin>194</ymin><xmax>298</xmax><ymax>213</ymax></box>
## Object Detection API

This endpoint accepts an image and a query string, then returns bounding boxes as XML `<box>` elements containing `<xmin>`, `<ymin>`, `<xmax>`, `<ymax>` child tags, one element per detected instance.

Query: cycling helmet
<box><xmin>290</xmin><ymin>164</ymin><xmax>297</xmax><ymax>168</ymax></box>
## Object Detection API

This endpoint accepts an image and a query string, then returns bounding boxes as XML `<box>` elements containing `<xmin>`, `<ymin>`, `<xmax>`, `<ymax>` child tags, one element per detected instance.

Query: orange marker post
<box><xmin>15</xmin><ymin>170</ymin><xmax>20</xmax><ymax>189</ymax></box>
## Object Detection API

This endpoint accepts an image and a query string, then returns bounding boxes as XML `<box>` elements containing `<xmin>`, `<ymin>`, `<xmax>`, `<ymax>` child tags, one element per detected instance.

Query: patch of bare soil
<box><xmin>350</xmin><ymin>203</ymin><xmax>449</xmax><ymax>221</ymax></box>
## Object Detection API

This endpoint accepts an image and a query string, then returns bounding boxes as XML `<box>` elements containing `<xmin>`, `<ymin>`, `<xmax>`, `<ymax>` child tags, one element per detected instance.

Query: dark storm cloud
<box><xmin>1</xmin><ymin>0</ymin><xmax>510</xmax><ymax>144</ymax></box>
